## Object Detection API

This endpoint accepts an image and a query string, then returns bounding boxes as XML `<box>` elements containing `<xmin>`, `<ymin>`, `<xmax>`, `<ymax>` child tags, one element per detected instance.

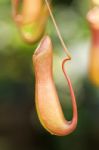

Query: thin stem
<box><xmin>44</xmin><ymin>0</ymin><xmax>71</xmax><ymax>59</ymax></box>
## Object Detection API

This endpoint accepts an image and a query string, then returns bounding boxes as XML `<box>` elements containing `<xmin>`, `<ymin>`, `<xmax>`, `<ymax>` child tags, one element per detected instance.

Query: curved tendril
<box><xmin>62</xmin><ymin>58</ymin><xmax>77</xmax><ymax>123</ymax></box>
<box><xmin>45</xmin><ymin>0</ymin><xmax>77</xmax><ymax>123</ymax></box>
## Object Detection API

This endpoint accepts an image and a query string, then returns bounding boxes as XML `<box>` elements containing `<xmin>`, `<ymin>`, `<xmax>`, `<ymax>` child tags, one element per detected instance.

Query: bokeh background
<box><xmin>0</xmin><ymin>0</ymin><xmax>99</xmax><ymax>150</ymax></box>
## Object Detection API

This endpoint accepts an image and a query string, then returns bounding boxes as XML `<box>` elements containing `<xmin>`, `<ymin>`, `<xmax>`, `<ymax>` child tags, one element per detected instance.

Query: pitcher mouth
<box><xmin>34</xmin><ymin>35</ymin><xmax>51</xmax><ymax>56</ymax></box>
